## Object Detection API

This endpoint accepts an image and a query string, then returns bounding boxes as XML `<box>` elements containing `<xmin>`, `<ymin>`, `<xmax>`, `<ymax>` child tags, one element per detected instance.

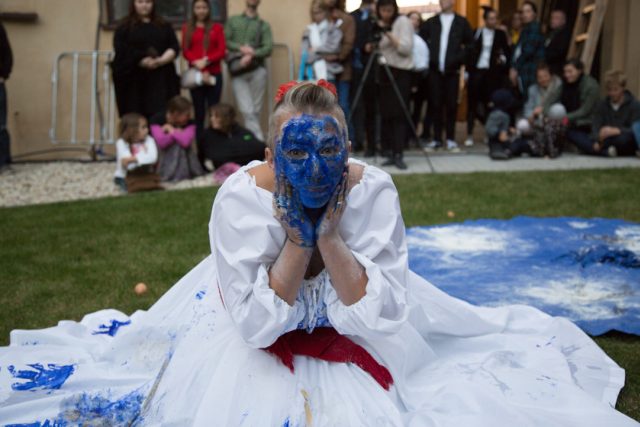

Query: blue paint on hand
<box><xmin>273</xmin><ymin>114</ymin><xmax>348</xmax><ymax>247</ymax></box>
<box><xmin>92</xmin><ymin>319</ymin><xmax>132</xmax><ymax>337</ymax></box>
<box><xmin>8</xmin><ymin>363</ymin><xmax>75</xmax><ymax>392</ymax></box>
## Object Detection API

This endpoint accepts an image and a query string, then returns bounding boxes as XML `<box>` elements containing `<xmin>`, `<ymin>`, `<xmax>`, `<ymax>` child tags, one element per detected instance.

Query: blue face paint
<box><xmin>8</xmin><ymin>363</ymin><xmax>75</xmax><ymax>392</ymax></box>
<box><xmin>275</xmin><ymin>114</ymin><xmax>348</xmax><ymax>209</ymax></box>
<box><xmin>92</xmin><ymin>319</ymin><xmax>132</xmax><ymax>337</ymax></box>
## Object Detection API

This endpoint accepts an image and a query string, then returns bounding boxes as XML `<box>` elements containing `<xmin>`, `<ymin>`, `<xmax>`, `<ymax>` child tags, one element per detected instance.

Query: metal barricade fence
<box><xmin>49</xmin><ymin>44</ymin><xmax>295</xmax><ymax>149</ymax></box>
<box><xmin>50</xmin><ymin>51</ymin><xmax>117</xmax><ymax>146</ymax></box>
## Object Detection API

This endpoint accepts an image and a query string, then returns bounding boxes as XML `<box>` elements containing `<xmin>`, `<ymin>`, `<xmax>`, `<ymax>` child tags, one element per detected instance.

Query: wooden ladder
<box><xmin>567</xmin><ymin>0</ymin><xmax>608</xmax><ymax>74</ymax></box>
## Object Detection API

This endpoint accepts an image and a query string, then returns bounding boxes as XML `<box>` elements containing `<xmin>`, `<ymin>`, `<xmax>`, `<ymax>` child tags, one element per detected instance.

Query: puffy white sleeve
<box><xmin>325</xmin><ymin>164</ymin><xmax>409</xmax><ymax>339</ymax></box>
<box><xmin>209</xmin><ymin>169</ymin><xmax>305</xmax><ymax>348</ymax></box>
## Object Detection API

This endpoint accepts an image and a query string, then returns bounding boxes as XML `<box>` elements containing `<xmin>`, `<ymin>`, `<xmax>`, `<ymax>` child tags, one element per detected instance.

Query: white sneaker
<box><xmin>464</xmin><ymin>137</ymin><xmax>474</xmax><ymax>147</ymax></box>
<box><xmin>606</xmin><ymin>146</ymin><xmax>618</xmax><ymax>157</ymax></box>
<box><xmin>447</xmin><ymin>140</ymin><xmax>461</xmax><ymax>153</ymax></box>
<box><xmin>423</xmin><ymin>140</ymin><xmax>442</xmax><ymax>152</ymax></box>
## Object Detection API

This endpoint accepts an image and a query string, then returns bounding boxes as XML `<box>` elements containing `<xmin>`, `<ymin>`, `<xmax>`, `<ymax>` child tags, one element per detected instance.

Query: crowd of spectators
<box><xmin>3</xmin><ymin>0</ymin><xmax>639</xmax><ymax>181</ymax></box>
<box><xmin>110</xmin><ymin>0</ymin><xmax>268</xmax><ymax>192</ymax></box>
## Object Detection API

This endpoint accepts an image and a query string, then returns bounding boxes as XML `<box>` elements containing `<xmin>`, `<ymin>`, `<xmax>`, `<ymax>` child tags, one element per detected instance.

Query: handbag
<box><xmin>125</xmin><ymin>166</ymin><xmax>163</xmax><ymax>194</ymax></box>
<box><xmin>225</xmin><ymin>20</ymin><xmax>263</xmax><ymax>76</ymax></box>
<box><xmin>181</xmin><ymin>22</ymin><xmax>212</xmax><ymax>89</ymax></box>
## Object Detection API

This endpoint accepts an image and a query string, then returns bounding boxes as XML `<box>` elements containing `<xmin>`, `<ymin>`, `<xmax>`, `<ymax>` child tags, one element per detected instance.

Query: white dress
<box><xmin>0</xmin><ymin>159</ymin><xmax>637</xmax><ymax>426</ymax></box>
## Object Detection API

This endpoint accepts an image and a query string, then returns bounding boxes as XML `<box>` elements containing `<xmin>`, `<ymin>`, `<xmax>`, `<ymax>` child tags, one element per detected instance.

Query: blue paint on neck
<box><xmin>92</xmin><ymin>319</ymin><xmax>132</xmax><ymax>337</ymax></box>
<box><xmin>275</xmin><ymin>114</ymin><xmax>348</xmax><ymax>209</ymax></box>
<box><xmin>8</xmin><ymin>363</ymin><xmax>75</xmax><ymax>392</ymax></box>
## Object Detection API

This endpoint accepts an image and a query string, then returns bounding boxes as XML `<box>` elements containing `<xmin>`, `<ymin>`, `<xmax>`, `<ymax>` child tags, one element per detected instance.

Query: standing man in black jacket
<box><xmin>544</xmin><ymin>9</ymin><xmax>571</xmax><ymax>77</ymax></box>
<box><xmin>420</xmin><ymin>0</ymin><xmax>473</xmax><ymax>152</ymax></box>
<box><xmin>0</xmin><ymin>22</ymin><xmax>13</xmax><ymax>170</ymax></box>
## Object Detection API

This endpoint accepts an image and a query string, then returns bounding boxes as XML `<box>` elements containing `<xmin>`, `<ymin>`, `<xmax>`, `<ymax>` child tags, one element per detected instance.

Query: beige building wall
<box><xmin>601</xmin><ymin>0</ymin><xmax>640</xmax><ymax>96</ymax></box>
<box><xmin>2</xmin><ymin>0</ymin><xmax>310</xmax><ymax>160</ymax></box>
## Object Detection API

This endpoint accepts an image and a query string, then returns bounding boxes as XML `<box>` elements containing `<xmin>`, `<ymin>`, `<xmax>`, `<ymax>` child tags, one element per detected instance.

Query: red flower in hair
<box><xmin>316</xmin><ymin>79</ymin><xmax>338</xmax><ymax>98</ymax></box>
<box><xmin>274</xmin><ymin>80</ymin><xmax>339</xmax><ymax>104</ymax></box>
<box><xmin>275</xmin><ymin>81</ymin><xmax>299</xmax><ymax>104</ymax></box>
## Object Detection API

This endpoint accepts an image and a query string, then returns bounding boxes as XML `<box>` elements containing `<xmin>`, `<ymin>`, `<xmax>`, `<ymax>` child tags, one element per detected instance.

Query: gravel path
<box><xmin>0</xmin><ymin>161</ymin><xmax>219</xmax><ymax>208</ymax></box>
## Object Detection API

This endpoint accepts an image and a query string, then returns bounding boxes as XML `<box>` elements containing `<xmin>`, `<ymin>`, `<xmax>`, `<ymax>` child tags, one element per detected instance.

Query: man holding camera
<box><xmin>420</xmin><ymin>0</ymin><xmax>473</xmax><ymax>152</ymax></box>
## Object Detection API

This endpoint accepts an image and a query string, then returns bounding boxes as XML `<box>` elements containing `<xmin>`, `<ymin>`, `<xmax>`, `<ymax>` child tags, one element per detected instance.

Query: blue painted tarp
<box><xmin>407</xmin><ymin>217</ymin><xmax>640</xmax><ymax>336</ymax></box>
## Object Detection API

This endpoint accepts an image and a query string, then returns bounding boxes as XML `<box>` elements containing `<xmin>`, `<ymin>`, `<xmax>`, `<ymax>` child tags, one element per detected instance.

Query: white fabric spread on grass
<box><xmin>0</xmin><ymin>160</ymin><xmax>637</xmax><ymax>426</ymax></box>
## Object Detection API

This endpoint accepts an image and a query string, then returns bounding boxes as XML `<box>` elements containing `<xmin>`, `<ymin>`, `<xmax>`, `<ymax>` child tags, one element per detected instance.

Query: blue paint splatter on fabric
<box><xmin>407</xmin><ymin>217</ymin><xmax>640</xmax><ymax>335</ymax></box>
<box><xmin>560</xmin><ymin>245</ymin><xmax>640</xmax><ymax>268</ymax></box>
<box><xmin>195</xmin><ymin>290</ymin><xmax>206</xmax><ymax>300</ymax></box>
<box><xmin>5</xmin><ymin>421</ymin><xmax>65</xmax><ymax>427</ymax></box>
<box><xmin>282</xmin><ymin>418</ymin><xmax>291</xmax><ymax>427</ymax></box>
<box><xmin>4</xmin><ymin>389</ymin><xmax>145</xmax><ymax>427</ymax></box>
<box><xmin>92</xmin><ymin>319</ymin><xmax>131</xmax><ymax>337</ymax></box>
<box><xmin>8</xmin><ymin>363</ymin><xmax>75</xmax><ymax>392</ymax></box>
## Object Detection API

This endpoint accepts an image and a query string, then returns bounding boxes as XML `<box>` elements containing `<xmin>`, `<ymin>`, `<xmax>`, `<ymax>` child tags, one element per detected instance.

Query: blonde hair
<box><xmin>267</xmin><ymin>82</ymin><xmax>347</xmax><ymax>149</ymax></box>
<box><xmin>604</xmin><ymin>70</ymin><xmax>627</xmax><ymax>89</ymax></box>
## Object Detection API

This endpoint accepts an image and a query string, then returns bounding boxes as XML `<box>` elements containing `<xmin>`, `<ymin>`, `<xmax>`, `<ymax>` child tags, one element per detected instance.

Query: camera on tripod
<box><xmin>368</xmin><ymin>18</ymin><xmax>390</xmax><ymax>44</ymax></box>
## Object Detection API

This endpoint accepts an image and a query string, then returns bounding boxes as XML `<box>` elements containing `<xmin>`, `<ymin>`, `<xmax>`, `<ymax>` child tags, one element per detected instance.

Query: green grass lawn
<box><xmin>1</xmin><ymin>167</ymin><xmax>639</xmax><ymax>420</ymax></box>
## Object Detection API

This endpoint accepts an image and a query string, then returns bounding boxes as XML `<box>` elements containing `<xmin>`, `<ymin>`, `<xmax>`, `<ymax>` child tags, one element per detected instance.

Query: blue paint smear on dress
<box><xmin>407</xmin><ymin>216</ymin><xmax>640</xmax><ymax>335</ymax></box>
<box><xmin>5</xmin><ymin>421</ymin><xmax>65</xmax><ymax>427</ymax></box>
<box><xmin>6</xmin><ymin>389</ymin><xmax>145</xmax><ymax>427</ymax></box>
<box><xmin>8</xmin><ymin>363</ymin><xmax>75</xmax><ymax>392</ymax></box>
<box><xmin>195</xmin><ymin>290</ymin><xmax>206</xmax><ymax>300</ymax></box>
<box><xmin>92</xmin><ymin>319</ymin><xmax>132</xmax><ymax>337</ymax></box>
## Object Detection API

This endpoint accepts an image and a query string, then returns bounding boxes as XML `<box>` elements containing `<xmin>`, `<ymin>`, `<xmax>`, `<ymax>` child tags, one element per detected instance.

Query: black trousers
<box><xmin>378</xmin><ymin>67</ymin><xmax>412</xmax><ymax>156</ymax></box>
<box><xmin>573</xmin><ymin>129</ymin><xmax>637</xmax><ymax>156</ymax></box>
<box><xmin>410</xmin><ymin>70</ymin><xmax>429</xmax><ymax>137</ymax></box>
<box><xmin>0</xmin><ymin>82</ymin><xmax>9</xmax><ymax>167</ymax></box>
<box><xmin>429</xmin><ymin>70</ymin><xmax>459</xmax><ymax>142</ymax></box>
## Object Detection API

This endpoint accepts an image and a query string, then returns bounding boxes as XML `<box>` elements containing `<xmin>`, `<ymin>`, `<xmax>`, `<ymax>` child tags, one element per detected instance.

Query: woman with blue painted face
<box><xmin>0</xmin><ymin>82</ymin><xmax>635</xmax><ymax>426</ymax></box>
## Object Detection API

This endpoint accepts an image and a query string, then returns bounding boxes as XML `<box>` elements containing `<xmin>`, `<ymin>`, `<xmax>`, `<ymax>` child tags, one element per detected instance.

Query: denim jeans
<box><xmin>632</xmin><ymin>121</ymin><xmax>640</xmax><ymax>152</ymax></box>
<box><xmin>336</xmin><ymin>80</ymin><xmax>353</xmax><ymax>142</ymax></box>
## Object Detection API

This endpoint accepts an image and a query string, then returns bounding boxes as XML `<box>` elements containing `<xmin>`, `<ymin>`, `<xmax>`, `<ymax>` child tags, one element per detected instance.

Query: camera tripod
<box><xmin>349</xmin><ymin>45</ymin><xmax>435</xmax><ymax>173</ymax></box>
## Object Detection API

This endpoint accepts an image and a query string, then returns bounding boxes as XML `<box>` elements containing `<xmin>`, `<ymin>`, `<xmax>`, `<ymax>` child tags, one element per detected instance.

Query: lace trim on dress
<box><xmin>296</xmin><ymin>270</ymin><xmax>332</xmax><ymax>333</ymax></box>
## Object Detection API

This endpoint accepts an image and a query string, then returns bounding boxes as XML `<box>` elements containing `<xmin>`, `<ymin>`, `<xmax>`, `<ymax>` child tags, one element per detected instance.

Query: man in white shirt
<box><xmin>466</xmin><ymin>6</ymin><xmax>510</xmax><ymax>147</ymax></box>
<box><xmin>408</xmin><ymin>11</ymin><xmax>430</xmax><ymax>144</ymax></box>
<box><xmin>419</xmin><ymin>0</ymin><xmax>473</xmax><ymax>152</ymax></box>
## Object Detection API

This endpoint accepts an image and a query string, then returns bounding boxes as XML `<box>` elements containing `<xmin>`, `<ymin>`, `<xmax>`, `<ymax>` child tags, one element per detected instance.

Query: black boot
<box><xmin>394</xmin><ymin>153</ymin><xmax>407</xmax><ymax>170</ymax></box>
<box><xmin>381</xmin><ymin>156</ymin><xmax>395</xmax><ymax>166</ymax></box>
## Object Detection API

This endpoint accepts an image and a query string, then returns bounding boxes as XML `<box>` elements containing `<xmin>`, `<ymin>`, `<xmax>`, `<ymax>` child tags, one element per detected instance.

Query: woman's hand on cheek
<box><xmin>316</xmin><ymin>165</ymin><xmax>349</xmax><ymax>240</ymax></box>
<box><xmin>273</xmin><ymin>173</ymin><xmax>316</xmax><ymax>248</ymax></box>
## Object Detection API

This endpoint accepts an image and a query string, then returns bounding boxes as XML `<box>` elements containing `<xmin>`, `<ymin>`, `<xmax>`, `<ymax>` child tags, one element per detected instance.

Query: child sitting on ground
<box><xmin>114</xmin><ymin>113</ymin><xmax>159</xmax><ymax>192</ymax></box>
<box><xmin>150</xmin><ymin>96</ymin><xmax>204</xmax><ymax>181</ymax></box>
<box><xmin>485</xmin><ymin>89</ymin><xmax>516</xmax><ymax>160</ymax></box>
<box><xmin>200</xmin><ymin>103</ymin><xmax>266</xmax><ymax>170</ymax></box>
